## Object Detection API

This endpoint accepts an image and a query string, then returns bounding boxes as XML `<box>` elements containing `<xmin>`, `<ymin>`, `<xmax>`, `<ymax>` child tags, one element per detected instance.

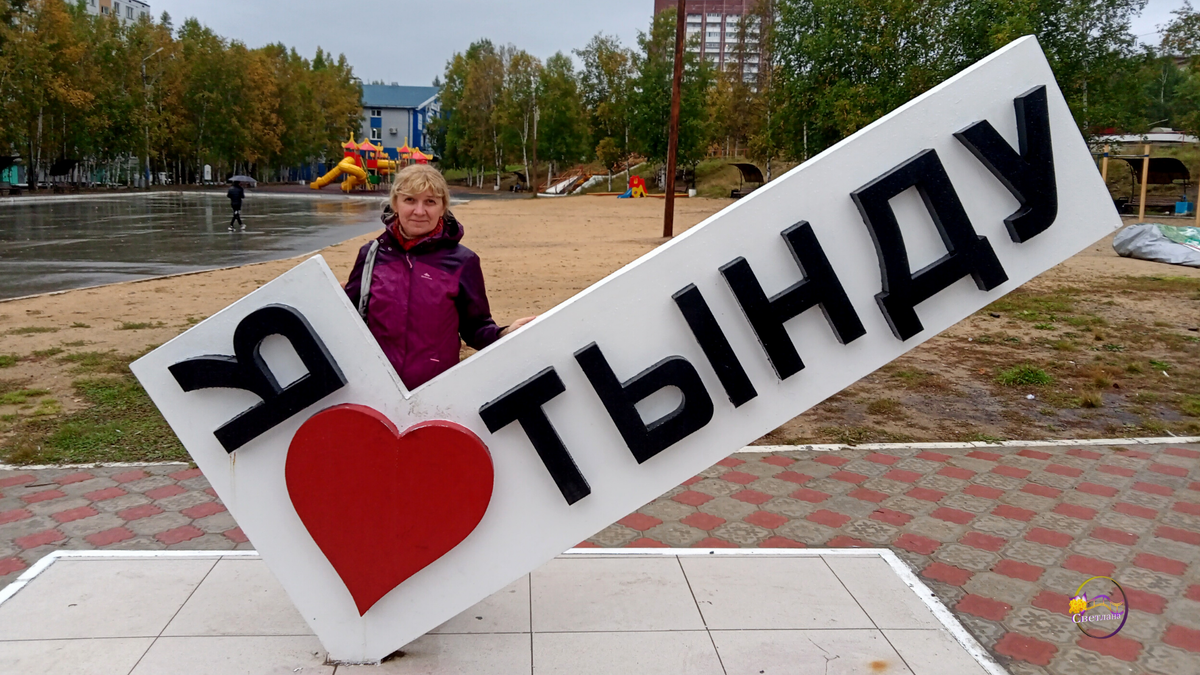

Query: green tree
<box><xmin>502</xmin><ymin>49</ymin><xmax>541</xmax><ymax>192</ymax></box>
<box><xmin>1163</xmin><ymin>2</ymin><xmax>1200</xmax><ymax>57</ymax></box>
<box><xmin>596</xmin><ymin>136</ymin><xmax>623</xmax><ymax>191</ymax></box>
<box><xmin>575</xmin><ymin>33</ymin><xmax>636</xmax><ymax>161</ymax></box>
<box><xmin>630</xmin><ymin>9</ymin><xmax>712</xmax><ymax>180</ymax></box>
<box><xmin>538</xmin><ymin>52</ymin><xmax>588</xmax><ymax>184</ymax></box>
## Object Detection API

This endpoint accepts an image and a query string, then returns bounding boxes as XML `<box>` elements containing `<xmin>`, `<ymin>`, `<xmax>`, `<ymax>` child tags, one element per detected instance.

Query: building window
<box><xmin>706</xmin><ymin>13</ymin><xmax>721</xmax><ymax>23</ymax></box>
<box><xmin>127</xmin><ymin>6</ymin><xmax>133</xmax><ymax>18</ymax></box>
<box><xmin>370</xmin><ymin>109</ymin><xmax>381</xmax><ymax>117</ymax></box>
<box><xmin>370</xmin><ymin>128</ymin><xmax>381</xmax><ymax>141</ymax></box>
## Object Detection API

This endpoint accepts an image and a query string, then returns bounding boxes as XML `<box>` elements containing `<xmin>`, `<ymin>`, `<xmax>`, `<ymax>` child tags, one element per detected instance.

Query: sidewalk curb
<box><xmin>741</xmin><ymin>435</ymin><xmax>1200</xmax><ymax>454</ymax></box>
<box><xmin>2</xmin><ymin>436</ymin><xmax>1195</xmax><ymax>471</ymax></box>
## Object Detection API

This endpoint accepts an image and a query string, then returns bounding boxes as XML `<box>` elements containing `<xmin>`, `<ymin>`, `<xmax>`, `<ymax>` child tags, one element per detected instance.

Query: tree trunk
<box><xmin>530</xmin><ymin>108</ymin><xmax>539</xmax><ymax>196</ymax></box>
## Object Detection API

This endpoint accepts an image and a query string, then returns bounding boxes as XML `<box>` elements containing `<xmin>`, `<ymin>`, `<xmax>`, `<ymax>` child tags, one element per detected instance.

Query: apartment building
<box><xmin>653</xmin><ymin>0</ymin><xmax>761</xmax><ymax>80</ymax></box>
<box><xmin>83</xmin><ymin>0</ymin><xmax>151</xmax><ymax>24</ymax></box>
<box><xmin>360</xmin><ymin>85</ymin><xmax>441</xmax><ymax>157</ymax></box>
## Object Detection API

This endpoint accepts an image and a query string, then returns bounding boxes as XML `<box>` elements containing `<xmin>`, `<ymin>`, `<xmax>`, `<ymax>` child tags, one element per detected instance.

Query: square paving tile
<box><xmin>163</xmin><ymin>558</ymin><xmax>311</xmax><ymax>637</ymax></box>
<box><xmin>823</xmin><ymin>555</ymin><xmax>940</xmax><ymax>629</ymax></box>
<box><xmin>883</xmin><ymin>629</ymin><xmax>991</xmax><ymax>675</ymax></box>
<box><xmin>712</xmin><ymin>628</ymin><xmax>913</xmax><ymax>674</ymax></box>
<box><xmin>432</xmin><ymin>575</ymin><xmax>529</xmax><ymax>634</ymax></box>
<box><xmin>339</xmin><ymin>633</ymin><xmax>531</xmax><ymax>674</ymax></box>
<box><xmin>0</xmin><ymin>638</ymin><xmax>153</xmax><ymax>675</ymax></box>
<box><xmin>0</xmin><ymin>558</ymin><xmax>216</xmax><ymax>639</ymax></box>
<box><xmin>531</xmin><ymin>556</ymin><xmax>704</xmax><ymax>632</ymax></box>
<box><xmin>533</xmin><ymin>630</ymin><xmax>723</xmax><ymax>675</ymax></box>
<box><xmin>680</xmin><ymin>556</ymin><xmax>874</xmax><ymax>630</ymax></box>
<box><xmin>130</xmin><ymin>635</ymin><xmax>332</xmax><ymax>674</ymax></box>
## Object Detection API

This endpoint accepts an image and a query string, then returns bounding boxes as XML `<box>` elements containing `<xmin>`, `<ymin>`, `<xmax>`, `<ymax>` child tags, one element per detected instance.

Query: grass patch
<box><xmin>61</xmin><ymin>340</ymin><xmax>88</xmax><ymax>347</ymax></box>
<box><xmin>5</xmin><ymin>326</ymin><xmax>59</xmax><ymax>335</ymax></box>
<box><xmin>866</xmin><ymin>398</ymin><xmax>903</xmax><ymax>416</ymax></box>
<box><xmin>57</xmin><ymin>351</ymin><xmax>130</xmax><ymax>375</ymax></box>
<box><xmin>890</xmin><ymin>369</ymin><xmax>949</xmax><ymax>390</ymax></box>
<box><xmin>986</xmin><ymin>289</ymin><xmax>1077</xmax><ymax>320</ymax></box>
<box><xmin>70</xmin><ymin>322</ymin><xmax>90</xmax><ymax>328</ymax></box>
<box><xmin>1</xmin><ymin>375</ymin><xmax>185</xmax><ymax>464</ymax></box>
<box><xmin>0</xmin><ymin>355</ymin><xmax>17</xmax><ymax>368</ymax></box>
<box><xmin>0</xmin><ymin>388</ymin><xmax>51</xmax><ymax>405</ymax></box>
<box><xmin>1117</xmin><ymin>276</ymin><xmax>1200</xmax><ymax>294</ymax></box>
<box><xmin>819</xmin><ymin>425</ymin><xmax>913</xmax><ymax>445</ymax></box>
<box><xmin>1080</xmin><ymin>392</ymin><xmax>1104</xmax><ymax>408</ymax></box>
<box><xmin>996</xmin><ymin>365</ymin><xmax>1053</xmax><ymax>386</ymax></box>
<box><xmin>1150</xmin><ymin>359</ymin><xmax>1172</xmax><ymax>371</ymax></box>
<box><xmin>960</xmin><ymin>432</ymin><xmax>1005</xmax><ymax>444</ymax></box>
<box><xmin>31</xmin><ymin>398</ymin><xmax>61</xmax><ymax>417</ymax></box>
<box><xmin>1181</xmin><ymin>395</ymin><xmax>1200</xmax><ymax>417</ymax></box>
<box><xmin>1034</xmin><ymin>323</ymin><xmax>1055</xmax><ymax>330</ymax></box>
<box><xmin>1125</xmin><ymin>362</ymin><xmax>1143</xmax><ymax>374</ymax></box>
<box><xmin>1053</xmin><ymin>340</ymin><xmax>1077</xmax><ymax>351</ymax></box>
<box><xmin>117</xmin><ymin>321</ymin><xmax>165</xmax><ymax>331</ymax></box>
<box><xmin>31</xmin><ymin>347</ymin><xmax>63</xmax><ymax>359</ymax></box>
<box><xmin>1102</xmin><ymin>344</ymin><xmax>1125</xmax><ymax>352</ymax></box>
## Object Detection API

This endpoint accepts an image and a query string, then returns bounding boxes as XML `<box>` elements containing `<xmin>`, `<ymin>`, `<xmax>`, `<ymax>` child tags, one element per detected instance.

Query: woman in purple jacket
<box><xmin>344</xmin><ymin>165</ymin><xmax>534</xmax><ymax>390</ymax></box>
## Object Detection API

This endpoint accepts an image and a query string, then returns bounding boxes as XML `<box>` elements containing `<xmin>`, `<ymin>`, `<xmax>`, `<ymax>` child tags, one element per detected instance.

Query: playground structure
<box><xmin>619</xmin><ymin>175</ymin><xmax>648</xmax><ymax>198</ymax></box>
<box><xmin>311</xmin><ymin>138</ymin><xmax>433</xmax><ymax>192</ymax></box>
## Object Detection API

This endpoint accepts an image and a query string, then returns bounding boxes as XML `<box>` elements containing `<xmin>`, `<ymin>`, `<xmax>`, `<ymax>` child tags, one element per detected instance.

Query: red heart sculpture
<box><xmin>285</xmin><ymin>404</ymin><xmax>494</xmax><ymax>616</ymax></box>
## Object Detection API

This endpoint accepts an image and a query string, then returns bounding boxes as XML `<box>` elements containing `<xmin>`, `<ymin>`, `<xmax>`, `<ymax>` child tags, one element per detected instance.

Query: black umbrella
<box><xmin>227</xmin><ymin>175</ymin><xmax>257</xmax><ymax>187</ymax></box>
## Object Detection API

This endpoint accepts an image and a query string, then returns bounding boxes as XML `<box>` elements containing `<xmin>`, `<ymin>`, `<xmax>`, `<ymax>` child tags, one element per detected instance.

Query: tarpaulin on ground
<box><xmin>1113</xmin><ymin>222</ymin><xmax>1200</xmax><ymax>267</ymax></box>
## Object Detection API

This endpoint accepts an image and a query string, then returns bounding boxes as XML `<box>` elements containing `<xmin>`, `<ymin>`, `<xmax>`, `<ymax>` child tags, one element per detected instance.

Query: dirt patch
<box><xmin>1</xmin><ymin>200</ymin><xmax>1198</xmax><ymax>461</ymax></box>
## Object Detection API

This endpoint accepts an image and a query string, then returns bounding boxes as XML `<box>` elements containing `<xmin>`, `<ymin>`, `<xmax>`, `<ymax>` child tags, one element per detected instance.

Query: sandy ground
<box><xmin>1</xmin><ymin>197</ymin><xmax>1197</xmax><ymax>442</ymax></box>
<box><xmin>0</xmin><ymin>198</ymin><xmax>721</xmax><ymax>417</ymax></box>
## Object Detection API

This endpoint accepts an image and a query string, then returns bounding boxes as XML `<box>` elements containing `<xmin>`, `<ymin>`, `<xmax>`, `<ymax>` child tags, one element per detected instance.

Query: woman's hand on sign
<box><xmin>501</xmin><ymin>316</ymin><xmax>537</xmax><ymax>337</ymax></box>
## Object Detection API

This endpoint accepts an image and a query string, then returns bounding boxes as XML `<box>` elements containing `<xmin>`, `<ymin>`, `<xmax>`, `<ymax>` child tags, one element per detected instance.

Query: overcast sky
<box><xmin>149</xmin><ymin>0</ymin><xmax>1191</xmax><ymax>87</ymax></box>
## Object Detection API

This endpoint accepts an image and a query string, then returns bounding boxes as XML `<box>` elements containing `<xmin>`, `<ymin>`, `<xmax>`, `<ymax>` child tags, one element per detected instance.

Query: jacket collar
<box><xmin>380</xmin><ymin>208</ymin><xmax>463</xmax><ymax>252</ymax></box>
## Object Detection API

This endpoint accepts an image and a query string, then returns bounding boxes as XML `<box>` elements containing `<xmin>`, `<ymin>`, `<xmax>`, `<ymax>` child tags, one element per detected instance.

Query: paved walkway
<box><xmin>0</xmin><ymin>443</ymin><xmax>1197</xmax><ymax>675</ymax></box>
<box><xmin>0</xmin><ymin>551</ymin><xmax>992</xmax><ymax>674</ymax></box>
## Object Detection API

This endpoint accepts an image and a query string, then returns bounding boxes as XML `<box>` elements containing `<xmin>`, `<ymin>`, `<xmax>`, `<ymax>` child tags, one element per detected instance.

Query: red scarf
<box><xmin>390</xmin><ymin>217</ymin><xmax>444</xmax><ymax>251</ymax></box>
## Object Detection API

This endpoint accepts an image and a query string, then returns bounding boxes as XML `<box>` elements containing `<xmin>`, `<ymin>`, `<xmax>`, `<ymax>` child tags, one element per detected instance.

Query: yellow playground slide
<box><xmin>311</xmin><ymin>157</ymin><xmax>368</xmax><ymax>191</ymax></box>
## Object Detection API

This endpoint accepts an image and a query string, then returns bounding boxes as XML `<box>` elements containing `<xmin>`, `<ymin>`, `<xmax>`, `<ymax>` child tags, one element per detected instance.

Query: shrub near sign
<box><xmin>131</xmin><ymin>36</ymin><xmax>1122</xmax><ymax>664</ymax></box>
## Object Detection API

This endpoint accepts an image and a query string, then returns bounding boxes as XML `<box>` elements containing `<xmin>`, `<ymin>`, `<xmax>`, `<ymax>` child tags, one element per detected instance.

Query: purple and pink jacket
<box><xmin>344</xmin><ymin>211</ymin><xmax>504</xmax><ymax>390</ymax></box>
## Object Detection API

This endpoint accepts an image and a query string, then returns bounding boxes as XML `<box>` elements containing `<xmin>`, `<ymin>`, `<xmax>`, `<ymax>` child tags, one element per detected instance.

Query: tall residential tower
<box><xmin>652</xmin><ymin>0</ymin><xmax>761</xmax><ymax>81</ymax></box>
<box><xmin>82</xmin><ymin>0</ymin><xmax>151</xmax><ymax>25</ymax></box>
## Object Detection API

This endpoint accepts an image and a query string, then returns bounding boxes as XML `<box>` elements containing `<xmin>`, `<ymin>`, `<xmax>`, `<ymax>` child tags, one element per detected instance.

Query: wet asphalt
<box><xmin>0</xmin><ymin>193</ymin><xmax>384</xmax><ymax>300</ymax></box>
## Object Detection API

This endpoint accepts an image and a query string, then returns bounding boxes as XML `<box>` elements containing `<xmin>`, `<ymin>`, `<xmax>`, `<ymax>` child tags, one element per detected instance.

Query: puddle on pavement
<box><xmin>0</xmin><ymin>193</ymin><xmax>384</xmax><ymax>300</ymax></box>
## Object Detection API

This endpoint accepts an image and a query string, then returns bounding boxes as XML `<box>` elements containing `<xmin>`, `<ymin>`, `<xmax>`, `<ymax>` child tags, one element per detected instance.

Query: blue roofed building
<box><xmin>360</xmin><ymin>84</ymin><xmax>440</xmax><ymax>159</ymax></box>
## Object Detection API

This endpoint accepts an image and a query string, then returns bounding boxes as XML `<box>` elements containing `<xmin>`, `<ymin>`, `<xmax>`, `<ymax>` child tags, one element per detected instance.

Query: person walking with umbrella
<box><xmin>226</xmin><ymin>175</ymin><xmax>255</xmax><ymax>231</ymax></box>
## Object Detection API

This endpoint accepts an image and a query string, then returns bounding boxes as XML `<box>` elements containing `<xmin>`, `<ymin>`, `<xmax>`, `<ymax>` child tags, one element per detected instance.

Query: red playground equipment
<box><xmin>618</xmin><ymin>175</ymin><xmax>647</xmax><ymax>198</ymax></box>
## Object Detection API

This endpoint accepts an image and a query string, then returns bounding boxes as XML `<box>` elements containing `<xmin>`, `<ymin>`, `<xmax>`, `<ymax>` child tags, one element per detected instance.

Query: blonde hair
<box><xmin>390</xmin><ymin>164</ymin><xmax>450</xmax><ymax>209</ymax></box>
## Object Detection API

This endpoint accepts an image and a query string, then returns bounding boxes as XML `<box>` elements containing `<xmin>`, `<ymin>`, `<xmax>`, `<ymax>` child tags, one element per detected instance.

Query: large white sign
<box><xmin>131</xmin><ymin>36</ymin><xmax>1121</xmax><ymax>664</ymax></box>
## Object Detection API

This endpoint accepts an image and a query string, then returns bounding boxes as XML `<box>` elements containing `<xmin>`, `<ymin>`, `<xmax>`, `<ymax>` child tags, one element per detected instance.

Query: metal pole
<box><xmin>663</xmin><ymin>0</ymin><xmax>686</xmax><ymax>238</ymax></box>
<box><xmin>1100</xmin><ymin>144</ymin><xmax>1109</xmax><ymax>183</ymax></box>
<box><xmin>1137</xmin><ymin>143</ymin><xmax>1150</xmax><ymax>223</ymax></box>
<box><xmin>1195</xmin><ymin>180</ymin><xmax>1200</xmax><ymax>227</ymax></box>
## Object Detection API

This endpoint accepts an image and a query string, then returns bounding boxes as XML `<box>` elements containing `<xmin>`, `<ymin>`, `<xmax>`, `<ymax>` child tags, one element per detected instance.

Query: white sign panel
<box><xmin>132</xmin><ymin>36</ymin><xmax>1120</xmax><ymax>663</ymax></box>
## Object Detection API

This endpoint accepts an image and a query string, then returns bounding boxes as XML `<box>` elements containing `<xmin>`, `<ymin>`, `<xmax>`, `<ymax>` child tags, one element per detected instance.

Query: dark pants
<box><xmin>230</xmin><ymin>208</ymin><xmax>244</xmax><ymax>229</ymax></box>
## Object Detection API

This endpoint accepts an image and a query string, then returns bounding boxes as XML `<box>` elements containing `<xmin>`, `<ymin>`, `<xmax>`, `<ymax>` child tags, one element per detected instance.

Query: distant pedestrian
<box><xmin>227</xmin><ymin>181</ymin><xmax>245</xmax><ymax>231</ymax></box>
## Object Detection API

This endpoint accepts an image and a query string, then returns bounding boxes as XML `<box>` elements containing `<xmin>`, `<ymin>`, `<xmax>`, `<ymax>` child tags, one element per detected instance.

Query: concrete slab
<box><xmin>0</xmin><ymin>549</ymin><xmax>1006</xmax><ymax>674</ymax></box>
